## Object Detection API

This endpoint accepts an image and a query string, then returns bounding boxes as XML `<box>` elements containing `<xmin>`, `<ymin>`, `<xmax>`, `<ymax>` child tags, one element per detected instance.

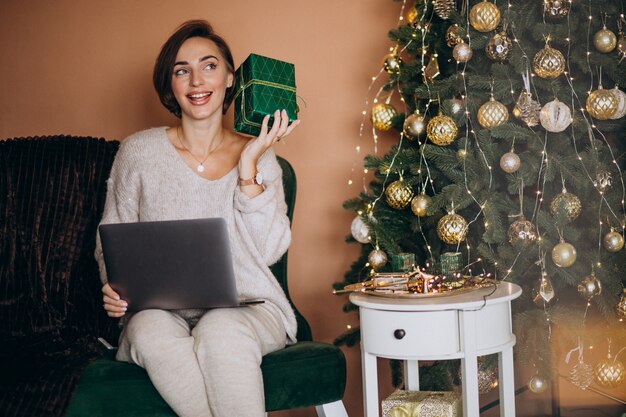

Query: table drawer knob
<box><xmin>393</xmin><ymin>329</ymin><xmax>406</xmax><ymax>339</ymax></box>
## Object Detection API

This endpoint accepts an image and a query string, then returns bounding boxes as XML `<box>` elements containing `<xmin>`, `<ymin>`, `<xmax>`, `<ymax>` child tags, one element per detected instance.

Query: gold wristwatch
<box><xmin>238</xmin><ymin>172</ymin><xmax>264</xmax><ymax>186</ymax></box>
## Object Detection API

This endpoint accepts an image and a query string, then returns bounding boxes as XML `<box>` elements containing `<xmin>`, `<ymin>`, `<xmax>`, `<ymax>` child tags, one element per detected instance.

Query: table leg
<box><xmin>460</xmin><ymin>312</ymin><xmax>479</xmax><ymax>417</ymax></box>
<box><xmin>499</xmin><ymin>345</ymin><xmax>516</xmax><ymax>417</ymax></box>
<box><xmin>362</xmin><ymin>350</ymin><xmax>379</xmax><ymax>417</ymax></box>
<box><xmin>404</xmin><ymin>360</ymin><xmax>420</xmax><ymax>391</ymax></box>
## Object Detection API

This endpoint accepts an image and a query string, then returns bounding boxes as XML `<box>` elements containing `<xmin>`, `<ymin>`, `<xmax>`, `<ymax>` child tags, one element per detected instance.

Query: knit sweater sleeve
<box><xmin>233</xmin><ymin>148</ymin><xmax>291</xmax><ymax>265</ymax></box>
<box><xmin>94</xmin><ymin>138</ymin><xmax>142</xmax><ymax>284</ymax></box>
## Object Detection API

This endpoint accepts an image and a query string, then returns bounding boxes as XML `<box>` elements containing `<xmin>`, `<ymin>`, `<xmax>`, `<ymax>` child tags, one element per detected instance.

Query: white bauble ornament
<box><xmin>610</xmin><ymin>87</ymin><xmax>626</xmax><ymax>119</ymax></box>
<box><xmin>528</xmin><ymin>375</ymin><xmax>549</xmax><ymax>394</ymax></box>
<box><xmin>500</xmin><ymin>152</ymin><xmax>521</xmax><ymax>173</ymax></box>
<box><xmin>350</xmin><ymin>216</ymin><xmax>371</xmax><ymax>244</ymax></box>
<box><xmin>453</xmin><ymin>42</ymin><xmax>473</xmax><ymax>63</ymax></box>
<box><xmin>539</xmin><ymin>99</ymin><xmax>572</xmax><ymax>132</ymax></box>
<box><xmin>368</xmin><ymin>249</ymin><xmax>388</xmax><ymax>269</ymax></box>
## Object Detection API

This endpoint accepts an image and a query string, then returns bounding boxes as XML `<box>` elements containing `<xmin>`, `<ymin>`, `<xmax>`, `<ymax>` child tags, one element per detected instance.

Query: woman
<box><xmin>95</xmin><ymin>20</ymin><xmax>299</xmax><ymax>417</ymax></box>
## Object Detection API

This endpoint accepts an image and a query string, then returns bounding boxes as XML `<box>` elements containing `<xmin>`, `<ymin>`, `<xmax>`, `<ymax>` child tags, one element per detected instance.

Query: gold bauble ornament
<box><xmin>533</xmin><ymin>44</ymin><xmax>565</xmax><ymax>79</ymax></box>
<box><xmin>508</xmin><ymin>218</ymin><xmax>537</xmax><ymax>245</ymax></box>
<box><xmin>434</xmin><ymin>0</ymin><xmax>455</xmax><ymax>20</ymax></box>
<box><xmin>350</xmin><ymin>216</ymin><xmax>371</xmax><ymax>244</ymax></box>
<box><xmin>371</xmin><ymin>102</ymin><xmax>397</xmax><ymax>131</ymax></box>
<box><xmin>578</xmin><ymin>272</ymin><xmax>602</xmax><ymax>300</ymax></box>
<box><xmin>617</xmin><ymin>33</ymin><xmax>626</xmax><ymax>60</ymax></box>
<box><xmin>609</xmin><ymin>87</ymin><xmax>626</xmax><ymax>119</ymax></box>
<box><xmin>500</xmin><ymin>151</ymin><xmax>521</xmax><ymax>173</ymax></box>
<box><xmin>485</xmin><ymin>31</ymin><xmax>512</xmax><ymax>61</ymax></box>
<box><xmin>513</xmin><ymin>90</ymin><xmax>541</xmax><ymax>127</ymax></box>
<box><xmin>550</xmin><ymin>190</ymin><xmax>581</xmax><ymax>222</ymax></box>
<box><xmin>543</xmin><ymin>0</ymin><xmax>570</xmax><ymax>20</ymax></box>
<box><xmin>570</xmin><ymin>359</ymin><xmax>594</xmax><ymax>390</ymax></box>
<box><xmin>368</xmin><ymin>249</ymin><xmax>388</xmax><ymax>269</ymax></box>
<box><xmin>539</xmin><ymin>99</ymin><xmax>572</xmax><ymax>132</ymax></box>
<box><xmin>528</xmin><ymin>374</ymin><xmax>549</xmax><ymax>394</ymax></box>
<box><xmin>403</xmin><ymin>111</ymin><xmax>426</xmax><ymax>139</ymax></box>
<box><xmin>469</xmin><ymin>0</ymin><xmax>501</xmax><ymax>33</ymax></box>
<box><xmin>477</xmin><ymin>97</ymin><xmax>509</xmax><ymax>129</ymax></box>
<box><xmin>385</xmin><ymin>180</ymin><xmax>414</xmax><ymax>210</ymax></box>
<box><xmin>586</xmin><ymin>86</ymin><xmax>618</xmax><ymax>120</ymax></box>
<box><xmin>551</xmin><ymin>241</ymin><xmax>577</xmax><ymax>268</ymax></box>
<box><xmin>616</xmin><ymin>289</ymin><xmax>626</xmax><ymax>321</ymax></box>
<box><xmin>383</xmin><ymin>53</ymin><xmax>403</xmax><ymax>74</ymax></box>
<box><xmin>603</xmin><ymin>229</ymin><xmax>624</xmax><ymax>252</ymax></box>
<box><xmin>411</xmin><ymin>193</ymin><xmax>431</xmax><ymax>217</ymax></box>
<box><xmin>594</xmin><ymin>26</ymin><xmax>617</xmax><ymax>53</ymax></box>
<box><xmin>446</xmin><ymin>23</ymin><xmax>463</xmax><ymax>47</ymax></box>
<box><xmin>595</xmin><ymin>350</ymin><xmax>625</xmax><ymax>388</ymax></box>
<box><xmin>437</xmin><ymin>211</ymin><xmax>468</xmax><ymax>244</ymax></box>
<box><xmin>426</xmin><ymin>114</ymin><xmax>458</xmax><ymax>146</ymax></box>
<box><xmin>453</xmin><ymin>42</ymin><xmax>473</xmax><ymax>63</ymax></box>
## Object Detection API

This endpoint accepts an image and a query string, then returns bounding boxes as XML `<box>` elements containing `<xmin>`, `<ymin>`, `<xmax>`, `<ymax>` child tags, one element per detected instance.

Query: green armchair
<box><xmin>65</xmin><ymin>157</ymin><xmax>349</xmax><ymax>416</ymax></box>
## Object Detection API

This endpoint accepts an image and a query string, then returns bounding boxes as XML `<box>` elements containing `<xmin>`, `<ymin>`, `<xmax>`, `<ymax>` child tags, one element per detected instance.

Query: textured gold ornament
<box><xmin>586</xmin><ymin>86</ymin><xmax>618</xmax><ymax>120</ymax></box>
<box><xmin>513</xmin><ymin>90</ymin><xmax>541</xmax><ymax>127</ymax></box>
<box><xmin>434</xmin><ymin>0</ymin><xmax>455</xmax><ymax>20</ymax></box>
<box><xmin>578</xmin><ymin>272</ymin><xmax>602</xmax><ymax>299</ymax></box>
<box><xmin>618</xmin><ymin>33</ymin><xmax>626</xmax><ymax>60</ymax></box>
<box><xmin>427</xmin><ymin>114</ymin><xmax>458</xmax><ymax>146</ymax></box>
<box><xmin>486</xmin><ymin>31</ymin><xmax>512</xmax><ymax>61</ymax></box>
<box><xmin>540</xmin><ymin>99</ymin><xmax>572</xmax><ymax>132</ymax></box>
<box><xmin>469</xmin><ymin>0</ymin><xmax>501</xmax><ymax>33</ymax></box>
<box><xmin>477</xmin><ymin>97</ymin><xmax>509</xmax><ymax>129</ymax></box>
<box><xmin>570</xmin><ymin>360</ymin><xmax>594</xmax><ymax>390</ymax></box>
<box><xmin>437</xmin><ymin>212</ymin><xmax>468</xmax><ymax>244</ymax></box>
<box><xmin>453</xmin><ymin>42</ymin><xmax>473</xmax><ymax>62</ymax></box>
<box><xmin>594</xmin><ymin>26</ymin><xmax>617</xmax><ymax>53</ymax></box>
<box><xmin>424</xmin><ymin>55</ymin><xmax>440</xmax><ymax>81</ymax></box>
<box><xmin>550</xmin><ymin>191</ymin><xmax>581</xmax><ymax>221</ymax></box>
<box><xmin>383</xmin><ymin>53</ymin><xmax>402</xmax><ymax>74</ymax></box>
<box><xmin>533</xmin><ymin>44</ymin><xmax>565</xmax><ymax>79</ymax></box>
<box><xmin>603</xmin><ymin>229</ymin><xmax>625</xmax><ymax>252</ymax></box>
<box><xmin>616</xmin><ymin>289</ymin><xmax>626</xmax><ymax>321</ymax></box>
<box><xmin>368</xmin><ymin>249</ymin><xmax>388</xmax><ymax>269</ymax></box>
<box><xmin>610</xmin><ymin>87</ymin><xmax>626</xmax><ymax>119</ymax></box>
<box><xmin>371</xmin><ymin>102</ymin><xmax>397</xmax><ymax>131</ymax></box>
<box><xmin>405</xmin><ymin>5</ymin><xmax>418</xmax><ymax>26</ymax></box>
<box><xmin>528</xmin><ymin>374</ymin><xmax>549</xmax><ymax>394</ymax></box>
<box><xmin>446</xmin><ymin>23</ymin><xmax>463</xmax><ymax>47</ymax></box>
<box><xmin>551</xmin><ymin>241</ymin><xmax>577</xmax><ymax>268</ymax></box>
<box><xmin>385</xmin><ymin>180</ymin><xmax>414</xmax><ymax>209</ymax></box>
<box><xmin>508</xmin><ymin>218</ymin><xmax>537</xmax><ymax>245</ymax></box>
<box><xmin>411</xmin><ymin>193</ymin><xmax>431</xmax><ymax>217</ymax></box>
<box><xmin>403</xmin><ymin>112</ymin><xmax>426</xmax><ymax>139</ymax></box>
<box><xmin>595</xmin><ymin>351</ymin><xmax>625</xmax><ymax>388</ymax></box>
<box><xmin>543</xmin><ymin>0</ymin><xmax>570</xmax><ymax>20</ymax></box>
<box><xmin>532</xmin><ymin>273</ymin><xmax>555</xmax><ymax>307</ymax></box>
<box><xmin>500</xmin><ymin>151</ymin><xmax>521</xmax><ymax>173</ymax></box>
<box><xmin>350</xmin><ymin>216</ymin><xmax>371</xmax><ymax>244</ymax></box>
<box><xmin>594</xmin><ymin>171</ymin><xmax>612</xmax><ymax>192</ymax></box>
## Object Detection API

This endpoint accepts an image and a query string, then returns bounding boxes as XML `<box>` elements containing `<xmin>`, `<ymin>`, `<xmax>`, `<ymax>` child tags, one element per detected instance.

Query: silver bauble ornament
<box><xmin>453</xmin><ymin>42</ymin><xmax>473</xmax><ymax>63</ymax></box>
<box><xmin>594</xmin><ymin>26</ymin><xmax>617</xmax><ymax>53</ymax></box>
<box><xmin>403</xmin><ymin>112</ymin><xmax>426</xmax><ymax>139</ymax></box>
<box><xmin>411</xmin><ymin>193</ymin><xmax>431</xmax><ymax>217</ymax></box>
<box><xmin>540</xmin><ymin>99</ymin><xmax>572</xmax><ymax>132</ymax></box>
<box><xmin>528</xmin><ymin>374</ymin><xmax>549</xmax><ymax>394</ymax></box>
<box><xmin>551</xmin><ymin>241</ymin><xmax>577</xmax><ymax>268</ymax></box>
<box><xmin>500</xmin><ymin>152</ymin><xmax>521</xmax><ymax>173</ymax></box>
<box><xmin>508</xmin><ymin>218</ymin><xmax>537</xmax><ymax>245</ymax></box>
<box><xmin>603</xmin><ymin>229</ymin><xmax>624</xmax><ymax>252</ymax></box>
<box><xmin>610</xmin><ymin>87</ymin><xmax>626</xmax><ymax>119</ymax></box>
<box><xmin>577</xmin><ymin>272</ymin><xmax>602</xmax><ymax>300</ymax></box>
<box><xmin>350</xmin><ymin>216</ymin><xmax>371</xmax><ymax>244</ymax></box>
<box><xmin>368</xmin><ymin>249</ymin><xmax>388</xmax><ymax>269</ymax></box>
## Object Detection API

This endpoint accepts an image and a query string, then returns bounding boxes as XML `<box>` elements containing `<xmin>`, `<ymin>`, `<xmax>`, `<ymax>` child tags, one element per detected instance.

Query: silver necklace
<box><xmin>176</xmin><ymin>126</ymin><xmax>224</xmax><ymax>173</ymax></box>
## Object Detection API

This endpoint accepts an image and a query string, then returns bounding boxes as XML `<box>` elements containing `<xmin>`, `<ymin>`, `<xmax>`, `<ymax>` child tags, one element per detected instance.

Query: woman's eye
<box><xmin>174</xmin><ymin>68</ymin><xmax>188</xmax><ymax>76</ymax></box>
<box><xmin>204</xmin><ymin>63</ymin><xmax>217</xmax><ymax>71</ymax></box>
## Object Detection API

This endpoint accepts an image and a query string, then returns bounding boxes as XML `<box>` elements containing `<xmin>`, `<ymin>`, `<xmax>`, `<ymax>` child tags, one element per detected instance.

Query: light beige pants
<box><xmin>116</xmin><ymin>303</ymin><xmax>286</xmax><ymax>417</ymax></box>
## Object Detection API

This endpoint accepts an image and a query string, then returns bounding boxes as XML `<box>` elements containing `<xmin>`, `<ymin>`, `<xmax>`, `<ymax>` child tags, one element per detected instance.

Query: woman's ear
<box><xmin>227</xmin><ymin>73</ymin><xmax>234</xmax><ymax>88</ymax></box>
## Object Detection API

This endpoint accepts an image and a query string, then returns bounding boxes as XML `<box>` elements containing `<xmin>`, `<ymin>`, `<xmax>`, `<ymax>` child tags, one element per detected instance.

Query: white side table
<box><xmin>350</xmin><ymin>281</ymin><xmax>522</xmax><ymax>417</ymax></box>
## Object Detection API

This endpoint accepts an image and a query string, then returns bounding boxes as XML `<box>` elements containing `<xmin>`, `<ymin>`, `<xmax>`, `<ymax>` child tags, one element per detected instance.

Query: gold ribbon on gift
<box><xmin>390</xmin><ymin>403</ymin><xmax>420</xmax><ymax>417</ymax></box>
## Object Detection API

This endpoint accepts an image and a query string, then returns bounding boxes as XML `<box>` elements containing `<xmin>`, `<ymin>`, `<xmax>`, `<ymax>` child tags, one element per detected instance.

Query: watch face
<box><xmin>255</xmin><ymin>172</ymin><xmax>264</xmax><ymax>185</ymax></box>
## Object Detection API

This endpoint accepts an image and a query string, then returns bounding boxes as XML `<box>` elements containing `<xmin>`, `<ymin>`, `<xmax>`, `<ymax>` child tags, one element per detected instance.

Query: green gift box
<box><xmin>233</xmin><ymin>53</ymin><xmax>298</xmax><ymax>136</ymax></box>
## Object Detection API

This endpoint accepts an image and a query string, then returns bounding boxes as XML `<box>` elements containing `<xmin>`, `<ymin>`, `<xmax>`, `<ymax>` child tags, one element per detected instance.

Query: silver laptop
<box><xmin>99</xmin><ymin>218</ymin><xmax>260</xmax><ymax>311</ymax></box>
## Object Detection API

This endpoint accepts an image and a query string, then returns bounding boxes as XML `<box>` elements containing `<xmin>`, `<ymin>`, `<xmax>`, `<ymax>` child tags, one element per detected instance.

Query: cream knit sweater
<box><xmin>95</xmin><ymin>127</ymin><xmax>297</xmax><ymax>343</ymax></box>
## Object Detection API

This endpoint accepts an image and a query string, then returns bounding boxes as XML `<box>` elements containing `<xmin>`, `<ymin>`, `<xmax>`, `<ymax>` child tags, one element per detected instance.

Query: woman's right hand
<box><xmin>102</xmin><ymin>283</ymin><xmax>127</xmax><ymax>317</ymax></box>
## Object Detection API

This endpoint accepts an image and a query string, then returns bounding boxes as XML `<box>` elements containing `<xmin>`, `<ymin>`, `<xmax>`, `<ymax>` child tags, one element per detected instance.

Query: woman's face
<box><xmin>170</xmin><ymin>37</ymin><xmax>233</xmax><ymax>121</ymax></box>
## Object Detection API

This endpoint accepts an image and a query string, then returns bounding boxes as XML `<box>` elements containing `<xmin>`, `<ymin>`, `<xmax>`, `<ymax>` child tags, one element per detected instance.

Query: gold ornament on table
<box><xmin>500</xmin><ymin>151</ymin><xmax>521</xmax><ymax>173</ymax></box>
<box><xmin>552</xmin><ymin>240</ymin><xmax>577</xmax><ymax>268</ymax></box>
<box><xmin>594</xmin><ymin>26</ymin><xmax>617</xmax><ymax>53</ymax></box>
<box><xmin>411</xmin><ymin>192</ymin><xmax>431</xmax><ymax>217</ymax></box>
<box><xmin>486</xmin><ymin>31</ymin><xmax>513</xmax><ymax>61</ymax></box>
<box><xmin>453</xmin><ymin>41</ymin><xmax>473</xmax><ymax>63</ymax></box>
<box><xmin>477</xmin><ymin>97</ymin><xmax>509</xmax><ymax>129</ymax></box>
<box><xmin>368</xmin><ymin>248</ymin><xmax>388</xmax><ymax>269</ymax></box>
<box><xmin>437</xmin><ymin>210</ymin><xmax>468</xmax><ymax>244</ymax></box>
<box><xmin>383</xmin><ymin>52</ymin><xmax>403</xmax><ymax>74</ymax></box>
<box><xmin>469</xmin><ymin>0</ymin><xmax>501</xmax><ymax>33</ymax></box>
<box><xmin>350</xmin><ymin>216</ymin><xmax>371</xmax><ymax>244</ymax></box>
<box><xmin>427</xmin><ymin>114</ymin><xmax>458</xmax><ymax>146</ymax></box>
<box><xmin>595</xmin><ymin>343</ymin><xmax>625</xmax><ymax>388</ymax></box>
<box><xmin>578</xmin><ymin>272</ymin><xmax>602</xmax><ymax>300</ymax></box>
<box><xmin>540</xmin><ymin>99</ymin><xmax>572</xmax><ymax>132</ymax></box>
<box><xmin>434</xmin><ymin>0</ymin><xmax>456</xmax><ymax>20</ymax></box>
<box><xmin>594</xmin><ymin>171</ymin><xmax>612</xmax><ymax>192</ymax></box>
<box><xmin>616</xmin><ymin>289</ymin><xmax>626</xmax><ymax>321</ymax></box>
<box><xmin>543</xmin><ymin>0</ymin><xmax>570</xmax><ymax>20</ymax></box>
<box><xmin>533</xmin><ymin>42</ymin><xmax>565</xmax><ymax>79</ymax></box>
<box><xmin>528</xmin><ymin>374</ymin><xmax>549</xmax><ymax>394</ymax></box>
<box><xmin>371</xmin><ymin>101</ymin><xmax>398</xmax><ymax>131</ymax></box>
<box><xmin>609</xmin><ymin>86</ymin><xmax>626</xmax><ymax>119</ymax></box>
<box><xmin>403</xmin><ymin>111</ymin><xmax>426</xmax><ymax>139</ymax></box>
<box><xmin>586</xmin><ymin>85</ymin><xmax>618</xmax><ymax>120</ymax></box>
<box><xmin>550</xmin><ymin>190</ymin><xmax>581</xmax><ymax>222</ymax></box>
<box><xmin>508</xmin><ymin>218</ymin><xmax>537</xmax><ymax>245</ymax></box>
<box><xmin>532</xmin><ymin>272</ymin><xmax>555</xmax><ymax>307</ymax></box>
<box><xmin>570</xmin><ymin>359</ymin><xmax>594</xmax><ymax>390</ymax></box>
<box><xmin>603</xmin><ymin>228</ymin><xmax>624</xmax><ymax>252</ymax></box>
<box><xmin>513</xmin><ymin>89</ymin><xmax>541</xmax><ymax>127</ymax></box>
<box><xmin>385</xmin><ymin>179</ymin><xmax>414</xmax><ymax>210</ymax></box>
<box><xmin>446</xmin><ymin>23</ymin><xmax>463</xmax><ymax>47</ymax></box>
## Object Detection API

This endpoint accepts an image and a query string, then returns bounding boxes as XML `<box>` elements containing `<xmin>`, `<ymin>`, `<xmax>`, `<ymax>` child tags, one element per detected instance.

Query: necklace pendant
<box><xmin>196</xmin><ymin>164</ymin><xmax>205</xmax><ymax>173</ymax></box>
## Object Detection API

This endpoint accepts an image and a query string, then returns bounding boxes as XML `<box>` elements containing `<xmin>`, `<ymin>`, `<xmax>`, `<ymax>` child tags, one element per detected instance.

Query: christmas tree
<box><xmin>336</xmin><ymin>0</ymin><xmax>626</xmax><ymax>396</ymax></box>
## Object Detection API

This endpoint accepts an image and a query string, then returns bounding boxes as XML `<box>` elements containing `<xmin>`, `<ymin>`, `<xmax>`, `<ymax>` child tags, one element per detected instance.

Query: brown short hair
<box><xmin>153</xmin><ymin>20</ymin><xmax>235</xmax><ymax>118</ymax></box>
